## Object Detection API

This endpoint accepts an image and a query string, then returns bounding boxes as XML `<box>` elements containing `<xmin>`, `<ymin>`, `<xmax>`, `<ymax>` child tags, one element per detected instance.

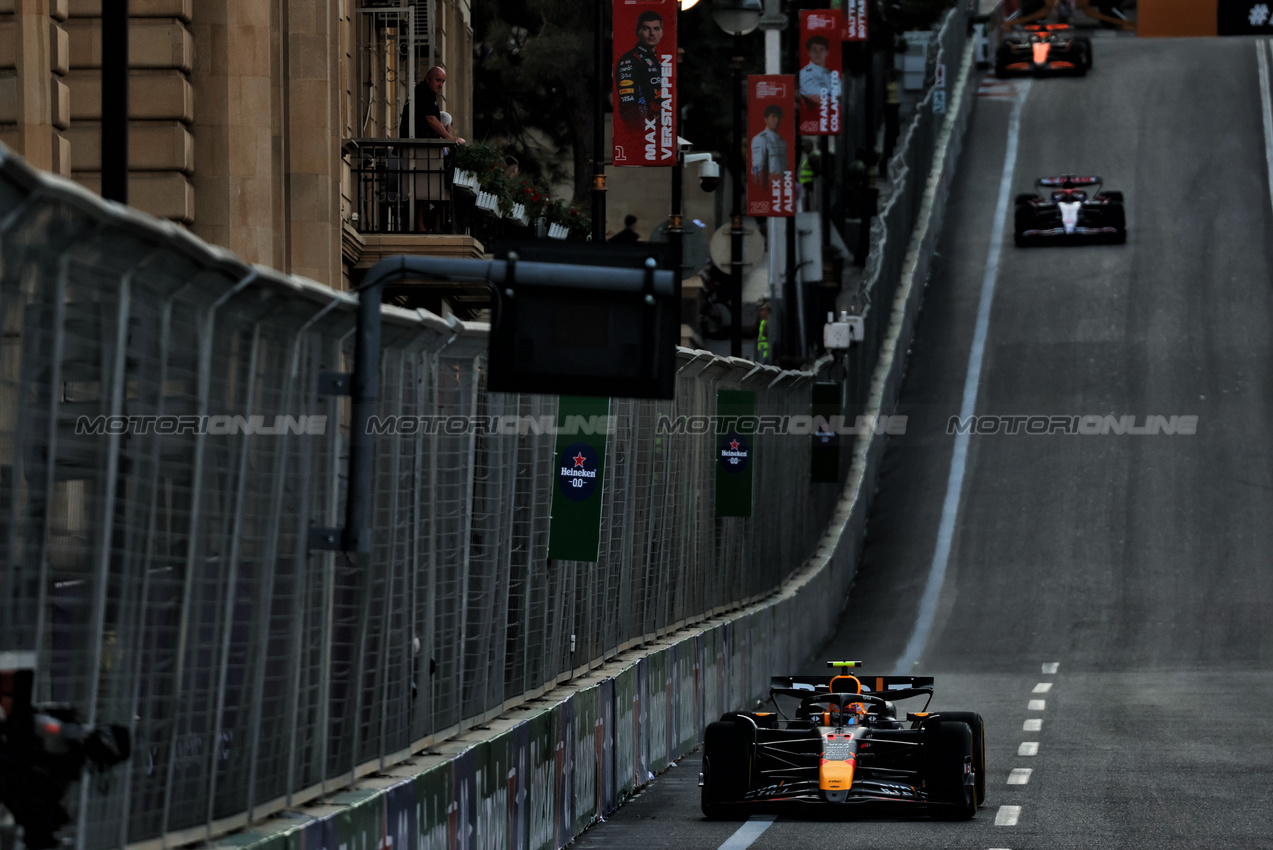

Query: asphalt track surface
<box><xmin>573</xmin><ymin>33</ymin><xmax>1273</xmax><ymax>849</ymax></box>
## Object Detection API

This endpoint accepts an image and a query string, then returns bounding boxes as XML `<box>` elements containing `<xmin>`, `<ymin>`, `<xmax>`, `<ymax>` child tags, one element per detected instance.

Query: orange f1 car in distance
<box><xmin>996</xmin><ymin>24</ymin><xmax>1093</xmax><ymax>77</ymax></box>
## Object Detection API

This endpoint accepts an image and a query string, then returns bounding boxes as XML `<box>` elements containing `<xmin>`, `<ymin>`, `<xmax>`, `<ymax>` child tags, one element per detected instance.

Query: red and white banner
<box><xmin>746</xmin><ymin>75</ymin><xmax>795</xmax><ymax>217</ymax></box>
<box><xmin>799</xmin><ymin>10</ymin><xmax>842</xmax><ymax>135</ymax></box>
<box><xmin>842</xmin><ymin>0</ymin><xmax>868</xmax><ymax>42</ymax></box>
<box><xmin>613</xmin><ymin>0</ymin><xmax>676</xmax><ymax>167</ymax></box>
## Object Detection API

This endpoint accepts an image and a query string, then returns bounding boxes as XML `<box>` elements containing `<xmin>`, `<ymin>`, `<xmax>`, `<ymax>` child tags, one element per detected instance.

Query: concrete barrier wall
<box><xmin>201</xmin><ymin>32</ymin><xmax>981</xmax><ymax>850</ymax></box>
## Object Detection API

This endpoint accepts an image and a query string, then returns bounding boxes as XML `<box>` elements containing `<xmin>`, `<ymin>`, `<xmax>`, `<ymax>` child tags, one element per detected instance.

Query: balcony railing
<box><xmin>349</xmin><ymin>138</ymin><xmax>459</xmax><ymax>234</ymax></box>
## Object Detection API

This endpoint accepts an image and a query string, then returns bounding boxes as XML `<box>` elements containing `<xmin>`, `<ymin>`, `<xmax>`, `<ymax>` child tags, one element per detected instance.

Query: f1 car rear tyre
<box><xmin>701</xmin><ymin>720</ymin><xmax>751</xmax><ymax>820</ymax></box>
<box><xmin>937</xmin><ymin>712</ymin><xmax>986</xmax><ymax>807</ymax></box>
<box><xmin>1014</xmin><ymin>194</ymin><xmax>1036</xmax><ymax>207</ymax></box>
<box><xmin>1102</xmin><ymin>191</ymin><xmax>1124</xmax><ymax>203</ymax></box>
<box><xmin>1078</xmin><ymin>38</ymin><xmax>1093</xmax><ymax>70</ymax></box>
<box><xmin>923</xmin><ymin>721</ymin><xmax>977</xmax><ymax>820</ymax></box>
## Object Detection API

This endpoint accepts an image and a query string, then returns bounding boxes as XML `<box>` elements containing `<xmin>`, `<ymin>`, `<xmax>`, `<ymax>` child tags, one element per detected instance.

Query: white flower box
<box><xmin>509</xmin><ymin>203</ymin><xmax>530</xmax><ymax>226</ymax></box>
<box><xmin>547</xmin><ymin>222</ymin><xmax>569</xmax><ymax>240</ymax></box>
<box><xmin>476</xmin><ymin>190</ymin><xmax>501</xmax><ymax>216</ymax></box>
<box><xmin>452</xmin><ymin>169</ymin><xmax>478</xmax><ymax>192</ymax></box>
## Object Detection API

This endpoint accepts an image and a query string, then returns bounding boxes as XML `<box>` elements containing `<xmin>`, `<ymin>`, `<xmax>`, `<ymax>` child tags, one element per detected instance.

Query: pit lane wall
<box><xmin>199</xmin><ymin>22</ymin><xmax>982</xmax><ymax>850</ymax></box>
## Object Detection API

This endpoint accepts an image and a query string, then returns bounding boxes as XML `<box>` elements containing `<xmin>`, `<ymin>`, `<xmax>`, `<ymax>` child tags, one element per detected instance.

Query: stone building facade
<box><xmin>0</xmin><ymin>0</ymin><xmax>478</xmax><ymax>291</ymax></box>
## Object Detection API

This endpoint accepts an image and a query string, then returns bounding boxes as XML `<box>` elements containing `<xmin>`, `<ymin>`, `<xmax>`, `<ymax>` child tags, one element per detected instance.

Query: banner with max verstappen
<box><xmin>798</xmin><ymin>10</ymin><xmax>842</xmax><ymax>135</ymax></box>
<box><xmin>746</xmin><ymin>75</ymin><xmax>796</xmax><ymax>217</ymax></box>
<box><xmin>613</xmin><ymin>0</ymin><xmax>677</xmax><ymax>167</ymax></box>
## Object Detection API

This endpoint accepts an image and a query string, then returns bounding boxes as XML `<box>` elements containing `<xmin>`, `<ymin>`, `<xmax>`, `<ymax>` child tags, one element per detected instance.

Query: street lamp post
<box><xmin>592</xmin><ymin>0</ymin><xmax>606</xmax><ymax>242</ymax></box>
<box><xmin>712</xmin><ymin>0</ymin><xmax>762</xmax><ymax>359</ymax></box>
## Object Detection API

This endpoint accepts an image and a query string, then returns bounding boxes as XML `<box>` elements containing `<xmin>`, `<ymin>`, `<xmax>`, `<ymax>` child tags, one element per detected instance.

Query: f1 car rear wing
<box><xmin>1038</xmin><ymin>175</ymin><xmax>1102</xmax><ymax>189</ymax></box>
<box><xmin>769</xmin><ymin>674</ymin><xmax>935</xmax><ymax>702</ymax></box>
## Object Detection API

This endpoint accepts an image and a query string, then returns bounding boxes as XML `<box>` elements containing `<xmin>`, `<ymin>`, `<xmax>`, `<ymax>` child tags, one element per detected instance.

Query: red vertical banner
<box><xmin>842</xmin><ymin>0</ymin><xmax>868</xmax><ymax>42</ymax></box>
<box><xmin>799</xmin><ymin>10</ymin><xmax>843</xmax><ymax>135</ymax></box>
<box><xmin>613</xmin><ymin>0</ymin><xmax>677</xmax><ymax>167</ymax></box>
<box><xmin>746</xmin><ymin>75</ymin><xmax>796</xmax><ymax>218</ymax></box>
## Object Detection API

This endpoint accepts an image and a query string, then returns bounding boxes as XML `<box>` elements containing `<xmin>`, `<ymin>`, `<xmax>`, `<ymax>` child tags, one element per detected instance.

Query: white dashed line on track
<box><xmin>1023</xmin><ymin>718</ymin><xmax>1042</xmax><ymax>732</ymax></box>
<box><xmin>717</xmin><ymin>815</ymin><xmax>776</xmax><ymax>850</ymax></box>
<box><xmin>1032</xmin><ymin>682</ymin><xmax>1052</xmax><ymax>693</ymax></box>
<box><xmin>996</xmin><ymin>805</ymin><xmax>1022</xmax><ymax>826</ymax></box>
<box><xmin>1018</xmin><ymin>742</ymin><xmax>1039</xmax><ymax>756</ymax></box>
<box><xmin>1007</xmin><ymin>768</ymin><xmax>1033</xmax><ymax>785</ymax></box>
<box><xmin>1042</xmin><ymin>662</ymin><xmax>1059</xmax><ymax>674</ymax></box>
<box><xmin>1028</xmin><ymin>699</ymin><xmax>1046</xmax><ymax>711</ymax></box>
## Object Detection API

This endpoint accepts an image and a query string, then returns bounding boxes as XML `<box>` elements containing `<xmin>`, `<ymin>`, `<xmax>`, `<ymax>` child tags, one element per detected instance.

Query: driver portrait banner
<box><xmin>837</xmin><ymin>0</ymin><xmax>868</xmax><ymax>42</ymax></box>
<box><xmin>799</xmin><ymin>10</ymin><xmax>843</xmax><ymax>135</ymax></box>
<box><xmin>746</xmin><ymin>75</ymin><xmax>796</xmax><ymax>217</ymax></box>
<box><xmin>613</xmin><ymin>0</ymin><xmax>677</xmax><ymax>167</ymax></box>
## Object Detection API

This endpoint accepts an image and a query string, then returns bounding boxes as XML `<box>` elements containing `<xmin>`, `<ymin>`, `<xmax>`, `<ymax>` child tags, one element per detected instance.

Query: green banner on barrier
<box><xmin>714</xmin><ymin>389</ymin><xmax>755</xmax><ymax>517</ymax></box>
<box><xmin>547</xmin><ymin>395</ymin><xmax>611</xmax><ymax>562</ymax></box>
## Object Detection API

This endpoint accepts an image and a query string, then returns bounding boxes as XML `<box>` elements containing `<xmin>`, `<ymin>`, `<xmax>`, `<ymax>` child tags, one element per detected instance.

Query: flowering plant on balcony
<box><xmin>545</xmin><ymin>199</ymin><xmax>592</xmax><ymax>241</ymax></box>
<box><xmin>513</xmin><ymin>175</ymin><xmax>548</xmax><ymax>224</ymax></box>
<box><xmin>452</xmin><ymin>141</ymin><xmax>504</xmax><ymax>177</ymax></box>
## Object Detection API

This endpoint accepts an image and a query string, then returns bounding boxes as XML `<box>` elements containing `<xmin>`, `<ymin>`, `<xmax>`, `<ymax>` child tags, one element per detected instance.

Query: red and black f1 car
<box><xmin>995</xmin><ymin>24</ymin><xmax>1092</xmax><ymax>77</ymax></box>
<box><xmin>700</xmin><ymin>662</ymin><xmax>986</xmax><ymax>819</ymax></box>
<box><xmin>1014</xmin><ymin>175</ymin><xmax>1126</xmax><ymax>246</ymax></box>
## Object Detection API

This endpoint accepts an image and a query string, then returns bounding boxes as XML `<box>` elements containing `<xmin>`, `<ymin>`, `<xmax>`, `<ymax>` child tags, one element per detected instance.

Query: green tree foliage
<box><xmin>473</xmin><ymin>0</ymin><xmax>599</xmax><ymax>203</ymax></box>
<box><xmin>474</xmin><ymin>1</ymin><xmax>768</xmax><ymax>203</ymax></box>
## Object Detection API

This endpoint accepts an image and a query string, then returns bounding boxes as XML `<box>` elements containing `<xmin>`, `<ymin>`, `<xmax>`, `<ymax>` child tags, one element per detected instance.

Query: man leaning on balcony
<box><xmin>399</xmin><ymin>66</ymin><xmax>467</xmax><ymax>232</ymax></box>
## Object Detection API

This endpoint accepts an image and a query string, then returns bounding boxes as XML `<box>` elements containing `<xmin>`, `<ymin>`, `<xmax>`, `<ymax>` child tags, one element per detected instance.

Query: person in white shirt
<box><xmin>750</xmin><ymin>105</ymin><xmax>788</xmax><ymax>187</ymax></box>
<box><xmin>799</xmin><ymin>36</ymin><xmax>836</xmax><ymax>104</ymax></box>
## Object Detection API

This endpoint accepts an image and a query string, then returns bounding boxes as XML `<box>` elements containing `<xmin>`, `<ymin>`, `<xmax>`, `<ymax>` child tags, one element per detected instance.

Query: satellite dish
<box><xmin>709</xmin><ymin>222</ymin><xmax>765</xmax><ymax>273</ymax></box>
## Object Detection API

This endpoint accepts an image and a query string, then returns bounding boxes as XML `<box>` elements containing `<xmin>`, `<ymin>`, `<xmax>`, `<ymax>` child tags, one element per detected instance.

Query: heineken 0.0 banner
<box><xmin>613</xmin><ymin>0</ymin><xmax>677</xmax><ymax>167</ymax></box>
<box><xmin>746</xmin><ymin>75</ymin><xmax>796</xmax><ymax>217</ymax></box>
<box><xmin>715</xmin><ymin>389</ymin><xmax>755</xmax><ymax>517</ymax></box>
<box><xmin>799</xmin><ymin>10</ymin><xmax>843</xmax><ymax>135</ymax></box>
<box><xmin>548</xmin><ymin>396</ymin><xmax>611</xmax><ymax>561</ymax></box>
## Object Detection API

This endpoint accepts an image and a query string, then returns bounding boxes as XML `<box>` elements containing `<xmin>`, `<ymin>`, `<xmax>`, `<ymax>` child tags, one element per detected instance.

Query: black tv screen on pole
<box><xmin>487</xmin><ymin>256</ymin><xmax>679</xmax><ymax>400</ymax></box>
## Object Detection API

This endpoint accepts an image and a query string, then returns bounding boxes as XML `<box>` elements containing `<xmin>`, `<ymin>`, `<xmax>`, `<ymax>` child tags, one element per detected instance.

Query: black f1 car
<box><xmin>995</xmin><ymin>24</ymin><xmax>1092</xmax><ymax>77</ymax></box>
<box><xmin>700</xmin><ymin>662</ymin><xmax>985</xmax><ymax>819</ymax></box>
<box><xmin>1014</xmin><ymin>175</ymin><xmax>1126</xmax><ymax>246</ymax></box>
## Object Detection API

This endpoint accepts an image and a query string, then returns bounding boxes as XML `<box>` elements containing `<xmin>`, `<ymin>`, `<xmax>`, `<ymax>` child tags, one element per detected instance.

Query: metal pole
<box><xmin>102</xmin><ymin>0</ymin><xmax>128</xmax><ymax>203</ymax></box>
<box><xmin>729</xmin><ymin>36</ymin><xmax>744</xmax><ymax>359</ymax></box>
<box><xmin>592</xmin><ymin>0</ymin><xmax>607</xmax><ymax>242</ymax></box>
<box><xmin>785</xmin><ymin>13</ymin><xmax>800</xmax><ymax>363</ymax></box>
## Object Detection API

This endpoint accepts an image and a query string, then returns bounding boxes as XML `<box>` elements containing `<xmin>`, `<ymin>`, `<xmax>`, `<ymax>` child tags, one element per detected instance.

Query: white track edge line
<box><xmin>895</xmin><ymin>79</ymin><xmax>1032</xmax><ymax>671</ymax></box>
<box><xmin>1259</xmin><ymin>41</ymin><xmax>1273</xmax><ymax>224</ymax></box>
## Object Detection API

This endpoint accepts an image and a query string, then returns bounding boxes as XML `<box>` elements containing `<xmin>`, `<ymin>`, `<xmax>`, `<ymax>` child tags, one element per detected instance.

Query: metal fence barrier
<box><xmin>840</xmin><ymin>7</ymin><xmax>970</xmax><ymax>416</ymax></box>
<box><xmin>0</xmin><ymin>144</ymin><xmax>839</xmax><ymax>849</ymax></box>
